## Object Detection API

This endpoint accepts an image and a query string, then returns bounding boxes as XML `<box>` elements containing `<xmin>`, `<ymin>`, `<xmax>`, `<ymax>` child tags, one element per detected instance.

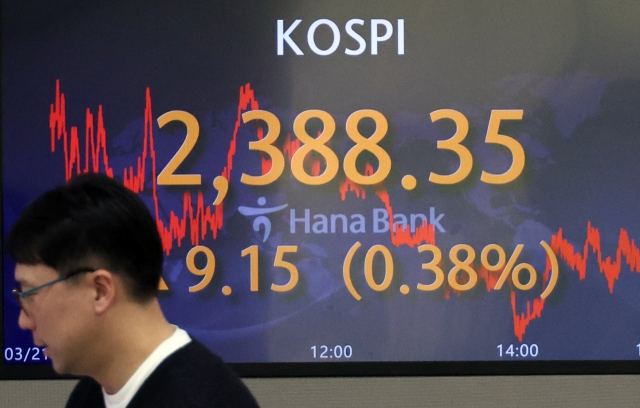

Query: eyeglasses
<box><xmin>12</xmin><ymin>267</ymin><xmax>96</xmax><ymax>316</ymax></box>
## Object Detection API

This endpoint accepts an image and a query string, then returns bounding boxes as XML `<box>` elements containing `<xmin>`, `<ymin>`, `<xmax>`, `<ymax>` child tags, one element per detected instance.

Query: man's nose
<box><xmin>18</xmin><ymin>308</ymin><xmax>35</xmax><ymax>331</ymax></box>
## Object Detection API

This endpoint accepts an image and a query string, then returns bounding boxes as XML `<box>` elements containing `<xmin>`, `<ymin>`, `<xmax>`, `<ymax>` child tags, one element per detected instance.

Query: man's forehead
<box><xmin>14</xmin><ymin>263</ymin><xmax>58</xmax><ymax>283</ymax></box>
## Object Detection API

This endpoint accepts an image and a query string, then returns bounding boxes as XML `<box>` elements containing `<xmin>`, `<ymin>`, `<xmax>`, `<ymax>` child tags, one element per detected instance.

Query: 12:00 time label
<box><xmin>311</xmin><ymin>345</ymin><xmax>353</xmax><ymax>359</ymax></box>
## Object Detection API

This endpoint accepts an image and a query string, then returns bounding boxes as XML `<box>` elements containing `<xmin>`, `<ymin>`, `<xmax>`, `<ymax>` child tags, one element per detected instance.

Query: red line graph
<box><xmin>278</xmin><ymin>134</ymin><xmax>436</xmax><ymax>247</ymax></box>
<box><xmin>282</xmin><ymin>133</ymin><xmax>301</xmax><ymax>161</ymax></box>
<box><xmin>50</xmin><ymin>80</ymin><xmax>259</xmax><ymax>254</ymax></box>
<box><xmin>374</xmin><ymin>188</ymin><xmax>436</xmax><ymax>247</ymax></box>
<box><xmin>472</xmin><ymin>223</ymin><xmax>639</xmax><ymax>341</ymax></box>
<box><xmin>49</xmin><ymin>80</ymin><xmax>639</xmax><ymax>340</ymax></box>
<box><xmin>509</xmin><ymin>223</ymin><xmax>640</xmax><ymax>340</ymax></box>
<box><xmin>51</xmin><ymin>79</ymin><xmax>433</xmax><ymax>253</ymax></box>
<box><xmin>339</xmin><ymin>176</ymin><xmax>366</xmax><ymax>200</ymax></box>
<box><xmin>336</xmin><ymin>165</ymin><xmax>437</xmax><ymax>247</ymax></box>
<box><xmin>550</xmin><ymin>222</ymin><xmax>640</xmax><ymax>293</ymax></box>
<box><xmin>50</xmin><ymin>80</ymin><xmax>115</xmax><ymax>181</ymax></box>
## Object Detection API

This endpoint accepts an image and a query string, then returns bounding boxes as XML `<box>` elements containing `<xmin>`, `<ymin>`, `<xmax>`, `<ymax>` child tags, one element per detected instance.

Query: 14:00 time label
<box><xmin>497</xmin><ymin>344</ymin><xmax>539</xmax><ymax>358</ymax></box>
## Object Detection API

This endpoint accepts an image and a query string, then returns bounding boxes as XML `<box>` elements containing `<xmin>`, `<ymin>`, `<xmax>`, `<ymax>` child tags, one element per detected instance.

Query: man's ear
<box><xmin>91</xmin><ymin>270</ymin><xmax>116</xmax><ymax>315</ymax></box>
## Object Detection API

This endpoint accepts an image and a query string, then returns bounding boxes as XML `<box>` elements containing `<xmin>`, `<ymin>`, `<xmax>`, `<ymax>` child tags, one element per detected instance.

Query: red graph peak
<box><xmin>50</xmin><ymin>80</ymin><xmax>259</xmax><ymax>254</ymax></box>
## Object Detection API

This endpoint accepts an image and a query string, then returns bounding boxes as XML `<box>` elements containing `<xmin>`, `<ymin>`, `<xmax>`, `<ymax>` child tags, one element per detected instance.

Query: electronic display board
<box><xmin>2</xmin><ymin>0</ymin><xmax>640</xmax><ymax>378</ymax></box>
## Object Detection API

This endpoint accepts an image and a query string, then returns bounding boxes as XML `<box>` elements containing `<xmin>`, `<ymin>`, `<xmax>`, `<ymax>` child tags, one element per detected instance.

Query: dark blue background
<box><xmin>3</xmin><ymin>0</ymin><xmax>640</xmax><ymax>368</ymax></box>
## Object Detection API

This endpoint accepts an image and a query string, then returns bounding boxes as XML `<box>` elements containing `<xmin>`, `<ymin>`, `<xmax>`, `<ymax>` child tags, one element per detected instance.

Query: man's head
<box><xmin>7</xmin><ymin>173</ymin><xmax>164</xmax><ymax>373</ymax></box>
<box><xmin>8</xmin><ymin>172</ymin><xmax>163</xmax><ymax>299</ymax></box>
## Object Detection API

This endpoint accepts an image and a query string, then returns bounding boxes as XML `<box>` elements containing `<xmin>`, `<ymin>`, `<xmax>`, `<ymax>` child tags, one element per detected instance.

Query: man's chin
<box><xmin>49</xmin><ymin>357</ymin><xmax>70</xmax><ymax>375</ymax></box>
<box><xmin>50</xmin><ymin>358</ymin><xmax>84</xmax><ymax>377</ymax></box>
<box><xmin>50</xmin><ymin>360</ymin><xmax>65</xmax><ymax>374</ymax></box>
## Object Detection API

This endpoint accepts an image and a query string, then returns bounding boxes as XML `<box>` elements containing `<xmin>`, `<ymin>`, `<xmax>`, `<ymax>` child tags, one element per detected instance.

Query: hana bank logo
<box><xmin>238</xmin><ymin>197</ymin><xmax>288</xmax><ymax>242</ymax></box>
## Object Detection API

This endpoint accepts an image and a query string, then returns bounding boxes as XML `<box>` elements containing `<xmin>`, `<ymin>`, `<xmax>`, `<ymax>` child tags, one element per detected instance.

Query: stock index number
<box><xmin>155</xmin><ymin>109</ymin><xmax>525</xmax><ymax>188</ymax></box>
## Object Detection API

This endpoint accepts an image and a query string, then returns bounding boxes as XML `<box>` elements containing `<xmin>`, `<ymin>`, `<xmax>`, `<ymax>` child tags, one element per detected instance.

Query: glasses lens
<box><xmin>12</xmin><ymin>289</ymin><xmax>29</xmax><ymax>316</ymax></box>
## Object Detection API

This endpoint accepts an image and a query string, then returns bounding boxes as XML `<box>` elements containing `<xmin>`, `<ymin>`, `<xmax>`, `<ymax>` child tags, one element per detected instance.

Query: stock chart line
<box><xmin>416</xmin><ymin>224</ymin><xmax>638</xmax><ymax>340</ymax></box>
<box><xmin>48</xmin><ymin>80</ymin><xmax>639</xmax><ymax>340</ymax></box>
<box><xmin>50</xmin><ymin>80</ymin><xmax>259</xmax><ymax>254</ymax></box>
<box><xmin>510</xmin><ymin>224</ymin><xmax>638</xmax><ymax>340</ymax></box>
<box><xmin>550</xmin><ymin>223</ymin><xmax>640</xmax><ymax>293</ymax></box>
<box><xmin>275</xmin><ymin>132</ymin><xmax>437</xmax><ymax>247</ymax></box>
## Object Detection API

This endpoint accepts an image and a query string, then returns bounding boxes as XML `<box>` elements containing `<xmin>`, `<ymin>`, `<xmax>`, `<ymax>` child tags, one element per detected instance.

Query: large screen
<box><xmin>3</xmin><ymin>0</ymin><xmax>640</xmax><ymax>378</ymax></box>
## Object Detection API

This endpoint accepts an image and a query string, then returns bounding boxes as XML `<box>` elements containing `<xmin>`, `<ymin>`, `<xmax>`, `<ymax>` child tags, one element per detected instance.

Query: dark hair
<box><xmin>7</xmin><ymin>173</ymin><xmax>163</xmax><ymax>301</ymax></box>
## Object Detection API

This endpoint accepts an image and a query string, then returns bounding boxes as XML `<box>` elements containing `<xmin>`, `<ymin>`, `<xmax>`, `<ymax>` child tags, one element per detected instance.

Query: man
<box><xmin>8</xmin><ymin>173</ymin><xmax>260</xmax><ymax>408</ymax></box>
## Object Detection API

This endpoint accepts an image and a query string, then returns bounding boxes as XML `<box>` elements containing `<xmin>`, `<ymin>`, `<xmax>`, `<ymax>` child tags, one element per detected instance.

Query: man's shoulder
<box><xmin>167</xmin><ymin>339</ymin><xmax>227</xmax><ymax>369</ymax></box>
<box><xmin>158</xmin><ymin>339</ymin><xmax>237</xmax><ymax>381</ymax></box>
<box><xmin>66</xmin><ymin>376</ymin><xmax>105</xmax><ymax>408</ymax></box>
<box><xmin>128</xmin><ymin>339</ymin><xmax>260</xmax><ymax>408</ymax></box>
